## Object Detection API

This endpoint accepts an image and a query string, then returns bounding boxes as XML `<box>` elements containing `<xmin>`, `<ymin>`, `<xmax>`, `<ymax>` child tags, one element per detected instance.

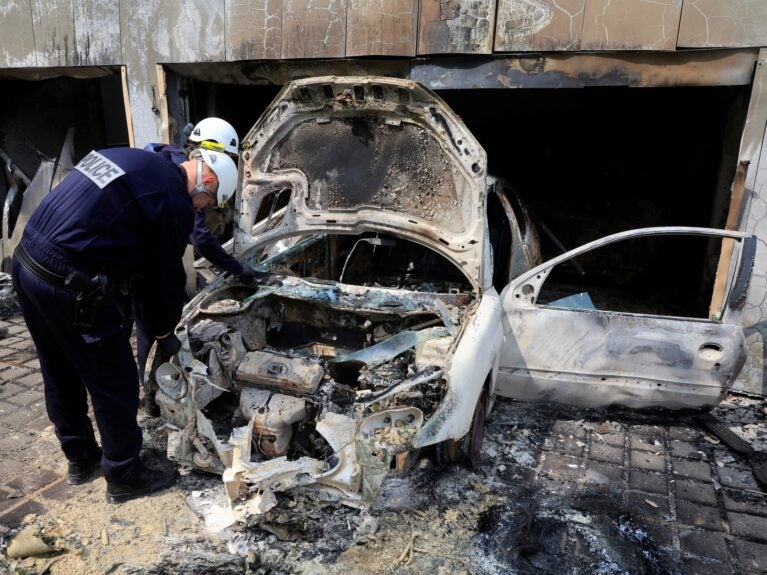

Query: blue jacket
<box><xmin>22</xmin><ymin>148</ymin><xmax>193</xmax><ymax>336</ymax></box>
<box><xmin>145</xmin><ymin>144</ymin><xmax>243</xmax><ymax>276</ymax></box>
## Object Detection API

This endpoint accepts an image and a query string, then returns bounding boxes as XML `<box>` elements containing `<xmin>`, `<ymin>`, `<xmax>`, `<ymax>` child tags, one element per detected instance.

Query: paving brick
<box><xmin>0</xmin><ymin>492</ymin><xmax>25</xmax><ymax>514</ymax></box>
<box><xmin>734</xmin><ymin>539</ymin><xmax>767</xmax><ymax>572</ymax></box>
<box><xmin>626</xmin><ymin>492</ymin><xmax>670</xmax><ymax>521</ymax></box>
<box><xmin>728</xmin><ymin>512</ymin><xmax>767</xmax><ymax>543</ymax></box>
<box><xmin>7</xmin><ymin>390</ymin><xmax>43</xmax><ymax>407</ymax></box>
<box><xmin>668</xmin><ymin>426</ymin><xmax>702</xmax><ymax>442</ymax></box>
<box><xmin>0</xmin><ymin>408</ymin><xmax>40</xmax><ymax>429</ymax></box>
<box><xmin>670</xmin><ymin>439</ymin><xmax>704</xmax><ymax>459</ymax></box>
<box><xmin>1</xmin><ymin>336</ymin><xmax>23</xmax><ymax>346</ymax></box>
<box><xmin>17</xmin><ymin>372</ymin><xmax>43</xmax><ymax>388</ymax></box>
<box><xmin>0</xmin><ymin>382</ymin><xmax>25</xmax><ymax>400</ymax></box>
<box><xmin>628</xmin><ymin>470</ymin><xmax>668</xmax><ymax>495</ymax></box>
<box><xmin>630</xmin><ymin>450</ymin><xmax>666</xmax><ymax>472</ymax></box>
<box><xmin>672</xmin><ymin>457</ymin><xmax>713</xmax><ymax>483</ymax></box>
<box><xmin>676</xmin><ymin>500</ymin><xmax>724</xmax><ymax>531</ymax></box>
<box><xmin>675</xmin><ymin>479</ymin><xmax>718</xmax><ymax>506</ymax></box>
<box><xmin>722</xmin><ymin>489</ymin><xmax>767</xmax><ymax>517</ymax></box>
<box><xmin>22</xmin><ymin>358</ymin><xmax>40</xmax><ymax>370</ymax></box>
<box><xmin>1</xmin><ymin>351</ymin><xmax>38</xmax><ymax>365</ymax></box>
<box><xmin>0</xmin><ymin>367</ymin><xmax>30</xmax><ymax>382</ymax></box>
<box><xmin>550</xmin><ymin>435</ymin><xmax>585</xmax><ymax>457</ymax></box>
<box><xmin>7</xmin><ymin>324</ymin><xmax>27</xmax><ymax>335</ymax></box>
<box><xmin>589</xmin><ymin>442</ymin><xmax>623</xmax><ymax>465</ymax></box>
<box><xmin>678</xmin><ymin>527</ymin><xmax>730</xmax><ymax>561</ymax></box>
<box><xmin>718</xmin><ymin>465</ymin><xmax>759</xmax><ymax>491</ymax></box>
<box><xmin>540</xmin><ymin>453</ymin><xmax>582</xmax><ymax>482</ymax></box>
<box><xmin>0</xmin><ymin>458</ymin><xmax>25</xmax><ymax>483</ymax></box>
<box><xmin>40</xmin><ymin>478</ymin><xmax>81</xmax><ymax>502</ymax></box>
<box><xmin>0</xmin><ymin>348</ymin><xmax>15</xmax><ymax>359</ymax></box>
<box><xmin>680</xmin><ymin>558</ymin><xmax>733</xmax><ymax>575</ymax></box>
<box><xmin>592</xmin><ymin>431</ymin><xmax>625</xmax><ymax>447</ymax></box>
<box><xmin>5</xmin><ymin>468</ymin><xmax>60</xmax><ymax>495</ymax></box>
<box><xmin>0</xmin><ymin>432</ymin><xmax>21</xmax><ymax>453</ymax></box>
<box><xmin>551</xmin><ymin>421</ymin><xmax>587</xmax><ymax>440</ymax></box>
<box><xmin>630</xmin><ymin>436</ymin><xmax>665</xmax><ymax>453</ymax></box>
<box><xmin>640</xmin><ymin>520</ymin><xmax>674</xmax><ymax>548</ymax></box>
<box><xmin>7</xmin><ymin>340</ymin><xmax>34</xmax><ymax>351</ymax></box>
<box><xmin>629</xmin><ymin>424</ymin><xmax>664</xmax><ymax>439</ymax></box>
<box><xmin>0</xmin><ymin>499</ymin><xmax>48</xmax><ymax>527</ymax></box>
<box><xmin>586</xmin><ymin>461</ymin><xmax>623</xmax><ymax>484</ymax></box>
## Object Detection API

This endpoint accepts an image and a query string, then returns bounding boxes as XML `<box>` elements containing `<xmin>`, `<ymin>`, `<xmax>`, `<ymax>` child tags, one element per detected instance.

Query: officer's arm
<box><xmin>189</xmin><ymin>212</ymin><xmax>243</xmax><ymax>275</ymax></box>
<box><xmin>135</xmin><ymin>194</ymin><xmax>193</xmax><ymax>338</ymax></box>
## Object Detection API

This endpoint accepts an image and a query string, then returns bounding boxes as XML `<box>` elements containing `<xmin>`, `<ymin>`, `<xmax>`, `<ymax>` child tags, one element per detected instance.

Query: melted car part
<box><xmin>236</xmin><ymin>351</ymin><xmax>324</xmax><ymax>394</ymax></box>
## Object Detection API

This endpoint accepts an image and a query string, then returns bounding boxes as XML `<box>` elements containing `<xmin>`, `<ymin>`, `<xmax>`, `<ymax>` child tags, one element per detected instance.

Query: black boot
<box><xmin>106</xmin><ymin>466</ymin><xmax>178</xmax><ymax>503</ymax></box>
<box><xmin>67</xmin><ymin>447</ymin><xmax>102</xmax><ymax>485</ymax></box>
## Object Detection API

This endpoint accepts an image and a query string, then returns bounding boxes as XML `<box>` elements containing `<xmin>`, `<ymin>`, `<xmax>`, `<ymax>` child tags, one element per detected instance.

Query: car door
<box><xmin>496</xmin><ymin>227</ymin><xmax>755</xmax><ymax>411</ymax></box>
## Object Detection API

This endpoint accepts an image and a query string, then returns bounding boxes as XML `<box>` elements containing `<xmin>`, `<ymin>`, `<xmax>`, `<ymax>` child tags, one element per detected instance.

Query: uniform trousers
<box><xmin>11</xmin><ymin>255</ymin><xmax>142</xmax><ymax>482</ymax></box>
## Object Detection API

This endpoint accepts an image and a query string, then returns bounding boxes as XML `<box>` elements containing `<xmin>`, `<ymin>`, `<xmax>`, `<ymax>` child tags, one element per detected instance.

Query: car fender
<box><xmin>413</xmin><ymin>288</ymin><xmax>502</xmax><ymax>448</ymax></box>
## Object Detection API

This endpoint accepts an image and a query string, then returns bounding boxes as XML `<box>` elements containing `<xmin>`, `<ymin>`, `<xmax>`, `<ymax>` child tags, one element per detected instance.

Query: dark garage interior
<box><xmin>0</xmin><ymin>71</ymin><xmax>129</xmax><ymax>252</ymax></box>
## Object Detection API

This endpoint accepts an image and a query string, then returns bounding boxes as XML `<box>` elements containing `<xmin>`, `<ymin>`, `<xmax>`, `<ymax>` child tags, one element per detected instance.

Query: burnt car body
<box><xmin>151</xmin><ymin>77</ymin><xmax>755</xmax><ymax>520</ymax></box>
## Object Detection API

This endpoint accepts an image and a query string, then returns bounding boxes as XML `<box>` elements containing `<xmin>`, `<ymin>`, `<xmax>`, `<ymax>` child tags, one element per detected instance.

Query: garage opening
<box><xmin>0</xmin><ymin>70</ymin><xmax>129</xmax><ymax>181</ymax></box>
<box><xmin>0</xmin><ymin>68</ymin><xmax>129</xmax><ymax>271</ymax></box>
<box><xmin>441</xmin><ymin>86</ymin><xmax>750</xmax><ymax>318</ymax></box>
<box><xmin>167</xmin><ymin>70</ymin><xmax>750</xmax><ymax>319</ymax></box>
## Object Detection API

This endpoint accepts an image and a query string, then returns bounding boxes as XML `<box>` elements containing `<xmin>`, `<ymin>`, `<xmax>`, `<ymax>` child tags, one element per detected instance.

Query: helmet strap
<box><xmin>191</xmin><ymin>158</ymin><xmax>207</xmax><ymax>197</ymax></box>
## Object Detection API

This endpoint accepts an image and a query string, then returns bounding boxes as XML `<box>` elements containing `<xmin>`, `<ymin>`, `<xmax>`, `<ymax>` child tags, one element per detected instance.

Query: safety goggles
<box><xmin>198</xmin><ymin>139</ymin><xmax>239</xmax><ymax>160</ymax></box>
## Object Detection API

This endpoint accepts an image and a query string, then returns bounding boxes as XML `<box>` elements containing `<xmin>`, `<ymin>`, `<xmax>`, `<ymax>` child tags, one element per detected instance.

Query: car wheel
<box><xmin>434</xmin><ymin>385</ymin><xmax>488</xmax><ymax>469</ymax></box>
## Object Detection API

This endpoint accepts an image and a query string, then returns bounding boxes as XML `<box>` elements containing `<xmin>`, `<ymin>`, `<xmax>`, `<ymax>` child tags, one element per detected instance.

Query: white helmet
<box><xmin>199</xmin><ymin>148</ymin><xmax>238</xmax><ymax>206</ymax></box>
<box><xmin>188</xmin><ymin>117</ymin><xmax>239</xmax><ymax>156</ymax></box>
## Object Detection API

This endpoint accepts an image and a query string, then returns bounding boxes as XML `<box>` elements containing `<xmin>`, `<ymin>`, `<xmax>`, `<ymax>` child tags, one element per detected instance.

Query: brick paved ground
<box><xmin>1</xmin><ymin>312</ymin><xmax>766</xmax><ymax>573</ymax></box>
<box><xmin>532</xmin><ymin>419</ymin><xmax>767</xmax><ymax>574</ymax></box>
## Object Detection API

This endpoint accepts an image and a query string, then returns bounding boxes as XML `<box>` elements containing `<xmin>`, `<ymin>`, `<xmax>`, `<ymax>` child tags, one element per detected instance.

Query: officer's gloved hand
<box><xmin>157</xmin><ymin>333</ymin><xmax>182</xmax><ymax>356</ymax></box>
<box><xmin>238</xmin><ymin>265</ymin><xmax>283</xmax><ymax>287</ymax></box>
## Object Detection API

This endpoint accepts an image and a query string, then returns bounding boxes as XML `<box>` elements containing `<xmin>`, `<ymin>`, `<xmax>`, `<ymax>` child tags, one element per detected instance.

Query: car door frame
<box><xmin>496</xmin><ymin>226</ymin><xmax>756</xmax><ymax>411</ymax></box>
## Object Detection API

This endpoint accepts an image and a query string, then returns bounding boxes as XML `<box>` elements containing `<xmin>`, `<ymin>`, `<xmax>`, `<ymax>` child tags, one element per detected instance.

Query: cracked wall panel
<box><xmin>347</xmin><ymin>0</ymin><xmax>417</xmax><ymax>57</ymax></box>
<box><xmin>0</xmin><ymin>0</ymin><xmax>36</xmax><ymax>67</ymax></box>
<box><xmin>678</xmin><ymin>0</ymin><xmax>767</xmax><ymax>48</ymax></box>
<box><xmin>121</xmin><ymin>0</ymin><xmax>172</xmax><ymax>146</ymax></box>
<box><xmin>73</xmin><ymin>0</ymin><xmax>121</xmax><ymax>65</ymax></box>
<box><xmin>226</xmin><ymin>0</ymin><xmax>282</xmax><ymax>61</ymax></box>
<box><xmin>581</xmin><ymin>0</ymin><xmax>683</xmax><ymax>51</ymax></box>
<box><xmin>494</xmin><ymin>0</ymin><xmax>585</xmax><ymax>52</ymax></box>
<box><xmin>418</xmin><ymin>0</ymin><xmax>496</xmax><ymax>55</ymax></box>
<box><xmin>282</xmin><ymin>0</ymin><xmax>347</xmax><ymax>59</ymax></box>
<box><xmin>170</xmin><ymin>0</ymin><xmax>225</xmax><ymax>63</ymax></box>
<box><xmin>31</xmin><ymin>0</ymin><xmax>76</xmax><ymax>66</ymax></box>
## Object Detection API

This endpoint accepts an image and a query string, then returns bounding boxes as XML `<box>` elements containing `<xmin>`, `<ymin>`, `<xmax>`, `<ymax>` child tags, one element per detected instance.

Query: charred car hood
<box><xmin>234</xmin><ymin>76</ymin><xmax>488</xmax><ymax>290</ymax></box>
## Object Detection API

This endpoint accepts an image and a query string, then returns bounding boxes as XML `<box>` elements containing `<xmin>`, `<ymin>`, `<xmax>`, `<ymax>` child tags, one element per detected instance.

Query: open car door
<box><xmin>497</xmin><ymin>227</ymin><xmax>755</xmax><ymax>411</ymax></box>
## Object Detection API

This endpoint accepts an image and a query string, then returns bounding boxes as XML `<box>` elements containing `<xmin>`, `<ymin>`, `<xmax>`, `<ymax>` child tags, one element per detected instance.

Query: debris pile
<box><xmin>0</xmin><ymin>273</ymin><xmax>19</xmax><ymax>320</ymax></box>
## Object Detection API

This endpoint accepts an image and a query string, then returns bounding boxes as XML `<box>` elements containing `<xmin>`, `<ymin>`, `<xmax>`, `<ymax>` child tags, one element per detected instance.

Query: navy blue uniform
<box><xmin>11</xmin><ymin>148</ymin><xmax>193</xmax><ymax>482</ymax></box>
<box><xmin>144</xmin><ymin>144</ymin><xmax>243</xmax><ymax>276</ymax></box>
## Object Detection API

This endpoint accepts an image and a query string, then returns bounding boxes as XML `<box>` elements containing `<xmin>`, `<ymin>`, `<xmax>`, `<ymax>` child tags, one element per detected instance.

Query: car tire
<box><xmin>434</xmin><ymin>384</ymin><xmax>488</xmax><ymax>469</ymax></box>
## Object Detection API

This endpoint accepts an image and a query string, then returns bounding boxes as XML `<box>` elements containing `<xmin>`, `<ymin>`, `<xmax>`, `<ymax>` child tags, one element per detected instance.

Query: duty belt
<box><xmin>15</xmin><ymin>242</ymin><xmax>104</xmax><ymax>294</ymax></box>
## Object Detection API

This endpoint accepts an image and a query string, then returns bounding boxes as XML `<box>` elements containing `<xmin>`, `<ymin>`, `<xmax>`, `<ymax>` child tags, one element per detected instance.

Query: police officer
<box><xmin>11</xmin><ymin>147</ymin><xmax>237</xmax><ymax>503</ymax></box>
<box><xmin>139</xmin><ymin>118</ymin><xmax>272</xmax><ymax>416</ymax></box>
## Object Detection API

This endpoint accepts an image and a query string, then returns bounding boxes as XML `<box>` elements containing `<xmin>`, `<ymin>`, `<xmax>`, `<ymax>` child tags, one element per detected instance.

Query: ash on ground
<box><xmin>4</xmin><ymin>394</ymin><xmax>767</xmax><ymax>575</ymax></box>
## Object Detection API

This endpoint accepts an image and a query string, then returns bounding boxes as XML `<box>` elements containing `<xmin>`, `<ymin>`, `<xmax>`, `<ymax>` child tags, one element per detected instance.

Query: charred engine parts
<box><xmin>236</xmin><ymin>351</ymin><xmax>324</xmax><ymax>394</ymax></box>
<box><xmin>239</xmin><ymin>388</ymin><xmax>308</xmax><ymax>457</ymax></box>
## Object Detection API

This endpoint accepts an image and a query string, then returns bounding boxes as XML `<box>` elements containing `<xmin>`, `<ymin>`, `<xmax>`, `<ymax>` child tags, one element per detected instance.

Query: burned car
<box><xmin>150</xmin><ymin>77</ymin><xmax>755</xmax><ymax>521</ymax></box>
